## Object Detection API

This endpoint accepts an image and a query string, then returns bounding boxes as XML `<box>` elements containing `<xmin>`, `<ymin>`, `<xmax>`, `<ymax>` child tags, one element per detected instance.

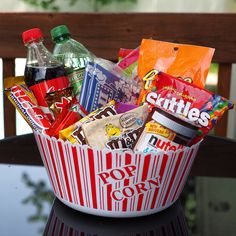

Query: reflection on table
<box><xmin>44</xmin><ymin>198</ymin><xmax>189</xmax><ymax>236</ymax></box>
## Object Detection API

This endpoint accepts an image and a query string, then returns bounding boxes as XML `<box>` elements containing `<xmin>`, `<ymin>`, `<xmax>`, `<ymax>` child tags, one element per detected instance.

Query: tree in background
<box><xmin>22</xmin><ymin>0</ymin><xmax>137</xmax><ymax>12</ymax></box>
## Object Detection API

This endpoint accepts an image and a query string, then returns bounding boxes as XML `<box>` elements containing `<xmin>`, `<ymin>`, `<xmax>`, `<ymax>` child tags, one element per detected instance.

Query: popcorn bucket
<box><xmin>34</xmin><ymin>131</ymin><xmax>200</xmax><ymax>217</ymax></box>
<box><xmin>43</xmin><ymin>198</ymin><xmax>189</xmax><ymax>236</ymax></box>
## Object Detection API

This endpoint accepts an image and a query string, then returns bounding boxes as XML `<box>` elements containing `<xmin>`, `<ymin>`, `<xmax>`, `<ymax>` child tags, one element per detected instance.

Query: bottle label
<box><xmin>29</xmin><ymin>76</ymin><xmax>69</xmax><ymax>114</ymax></box>
<box><xmin>68</xmin><ymin>68</ymin><xmax>85</xmax><ymax>96</ymax></box>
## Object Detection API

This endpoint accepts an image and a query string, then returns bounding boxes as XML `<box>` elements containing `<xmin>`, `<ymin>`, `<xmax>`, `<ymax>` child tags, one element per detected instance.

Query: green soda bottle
<box><xmin>50</xmin><ymin>25</ymin><xmax>93</xmax><ymax>98</ymax></box>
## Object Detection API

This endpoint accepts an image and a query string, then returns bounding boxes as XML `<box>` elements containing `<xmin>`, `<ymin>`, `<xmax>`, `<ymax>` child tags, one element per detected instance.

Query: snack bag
<box><xmin>59</xmin><ymin>101</ymin><xmax>117</xmax><ymax>145</ymax></box>
<box><xmin>118</xmin><ymin>48</ymin><xmax>134</xmax><ymax>61</ymax></box>
<box><xmin>138</xmin><ymin>39</ymin><xmax>215</xmax><ymax>88</ymax></box>
<box><xmin>79</xmin><ymin>60</ymin><xmax>140</xmax><ymax>113</ymax></box>
<box><xmin>117</xmin><ymin>48</ymin><xmax>139</xmax><ymax>79</ymax></box>
<box><xmin>45</xmin><ymin>87</ymin><xmax>73</xmax><ymax>118</ymax></box>
<box><xmin>4</xmin><ymin>76</ymin><xmax>51</xmax><ymax>133</ymax></box>
<box><xmin>138</xmin><ymin>70</ymin><xmax>234</xmax><ymax>144</ymax></box>
<box><xmin>46</xmin><ymin>103</ymin><xmax>83</xmax><ymax>138</ymax></box>
<box><xmin>115</xmin><ymin>102</ymin><xmax>138</xmax><ymax>114</ymax></box>
<box><xmin>82</xmin><ymin>104</ymin><xmax>148</xmax><ymax>150</ymax></box>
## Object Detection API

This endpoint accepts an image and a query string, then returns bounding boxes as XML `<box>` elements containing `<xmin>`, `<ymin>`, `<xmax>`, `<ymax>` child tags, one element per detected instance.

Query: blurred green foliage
<box><xmin>22</xmin><ymin>173</ymin><xmax>54</xmax><ymax>234</ymax></box>
<box><xmin>209</xmin><ymin>62</ymin><xmax>218</xmax><ymax>74</ymax></box>
<box><xmin>22</xmin><ymin>0</ymin><xmax>137</xmax><ymax>11</ymax></box>
<box><xmin>181</xmin><ymin>177</ymin><xmax>197</xmax><ymax>234</ymax></box>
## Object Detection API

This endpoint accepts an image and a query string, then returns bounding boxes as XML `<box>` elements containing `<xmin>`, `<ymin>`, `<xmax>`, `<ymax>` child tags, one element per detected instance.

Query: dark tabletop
<box><xmin>0</xmin><ymin>162</ymin><xmax>236</xmax><ymax>236</ymax></box>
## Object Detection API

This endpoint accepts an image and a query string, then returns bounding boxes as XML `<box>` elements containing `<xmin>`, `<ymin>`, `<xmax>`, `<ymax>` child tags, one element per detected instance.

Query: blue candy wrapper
<box><xmin>79</xmin><ymin>62</ymin><xmax>94</xmax><ymax>107</ymax></box>
<box><xmin>79</xmin><ymin>61</ymin><xmax>140</xmax><ymax>113</ymax></box>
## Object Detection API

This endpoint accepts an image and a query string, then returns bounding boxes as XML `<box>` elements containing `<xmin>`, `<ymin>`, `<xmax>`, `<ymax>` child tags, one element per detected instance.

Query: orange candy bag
<box><xmin>138</xmin><ymin>39</ymin><xmax>215</xmax><ymax>88</ymax></box>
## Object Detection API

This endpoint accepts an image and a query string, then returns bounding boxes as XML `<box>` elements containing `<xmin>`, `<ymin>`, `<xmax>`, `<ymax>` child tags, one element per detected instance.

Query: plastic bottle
<box><xmin>22</xmin><ymin>28</ymin><xmax>70</xmax><ymax>121</ymax></box>
<box><xmin>50</xmin><ymin>25</ymin><xmax>93</xmax><ymax>99</ymax></box>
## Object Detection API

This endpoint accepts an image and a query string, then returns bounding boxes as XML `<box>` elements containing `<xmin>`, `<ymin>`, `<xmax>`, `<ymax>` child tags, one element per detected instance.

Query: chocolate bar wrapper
<box><xmin>70</xmin><ymin>101</ymin><xmax>88</xmax><ymax>118</ymax></box>
<box><xmin>45</xmin><ymin>87</ymin><xmax>73</xmax><ymax>118</ymax></box>
<box><xmin>46</xmin><ymin>108</ymin><xmax>81</xmax><ymax>138</ymax></box>
<box><xmin>4</xmin><ymin>76</ymin><xmax>51</xmax><ymax>133</ymax></box>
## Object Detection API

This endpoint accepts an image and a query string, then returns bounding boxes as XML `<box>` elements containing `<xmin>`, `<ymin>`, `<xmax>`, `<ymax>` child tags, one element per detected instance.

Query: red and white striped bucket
<box><xmin>34</xmin><ymin>131</ymin><xmax>200</xmax><ymax>217</ymax></box>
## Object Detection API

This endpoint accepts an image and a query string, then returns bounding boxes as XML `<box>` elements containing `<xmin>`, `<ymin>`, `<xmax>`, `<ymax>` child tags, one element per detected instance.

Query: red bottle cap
<box><xmin>22</xmin><ymin>28</ymin><xmax>43</xmax><ymax>44</ymax></box>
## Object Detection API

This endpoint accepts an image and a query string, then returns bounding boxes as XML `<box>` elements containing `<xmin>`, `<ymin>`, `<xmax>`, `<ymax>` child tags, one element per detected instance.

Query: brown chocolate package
<box><xmin>59</xmin><ymin>101</ymin><xmax>117</xmax><ymax>145</ymax></box>
<box><xmin>82</xmin><ymin>104</ymin><xmax>148</xmax><ymax>150</ymax></box>
<box><xmin>45</xmin><ymin>87</ymin><xmax>73</xmax><ymax>117</ymax></box>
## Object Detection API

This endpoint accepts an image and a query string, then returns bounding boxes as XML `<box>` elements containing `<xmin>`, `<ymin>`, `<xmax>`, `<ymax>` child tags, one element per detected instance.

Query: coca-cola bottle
<box><xmin>22</xmin><ymin>28</ymin><xmax>70</xmax><ymax>120</ymax></box>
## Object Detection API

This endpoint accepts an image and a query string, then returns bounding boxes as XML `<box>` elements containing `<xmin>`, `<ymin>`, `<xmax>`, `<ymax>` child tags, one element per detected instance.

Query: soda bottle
<box><xmin>22</xmin><ymin>28</ymin><xmax>70</xmax><ymax>120</ymax></box>
<box><xmin>50</xmin><ymin>25</ymin><xmax>93</xmax><ymax>99</ymax></box>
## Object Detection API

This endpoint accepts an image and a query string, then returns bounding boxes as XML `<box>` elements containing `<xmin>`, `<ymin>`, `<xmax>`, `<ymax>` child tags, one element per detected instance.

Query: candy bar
<box><xmin>46</xmin><ymin>108</ymin><xmax>81</xmax><ymax>138</ymax></box>
<box><xmin>4</xmin><ymin>76</ymin><xmax>51</xmax><ymax>133</ymax></box>
<box><xmin>45</xmin><ymin>87</ymin><xmax>73</xmax><ymax>118</ymax></box>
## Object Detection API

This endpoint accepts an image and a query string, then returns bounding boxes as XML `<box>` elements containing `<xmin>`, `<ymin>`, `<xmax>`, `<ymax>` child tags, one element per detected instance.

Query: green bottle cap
<box><xmin>50</xmin><ymin>25</ymin><xmax>70</xmax><ymax>41</ymax></box>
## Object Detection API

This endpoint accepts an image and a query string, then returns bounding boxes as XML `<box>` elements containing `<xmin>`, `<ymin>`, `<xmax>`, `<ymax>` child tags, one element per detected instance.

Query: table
<box><xmin>0</xmin><ymin>162</ymin><xmax>236</xmax><ymax>236</ymax></box>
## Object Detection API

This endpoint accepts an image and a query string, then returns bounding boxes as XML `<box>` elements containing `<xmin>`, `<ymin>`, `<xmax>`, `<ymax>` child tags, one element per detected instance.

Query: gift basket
<box><xmin>4</xmin><ymin>26</ymin><xmax>234</xmax><ymax>217</ymax></box>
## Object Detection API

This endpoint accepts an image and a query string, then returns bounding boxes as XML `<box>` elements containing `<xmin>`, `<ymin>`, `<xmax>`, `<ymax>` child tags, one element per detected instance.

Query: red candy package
<box><xmin>118</xmin><ymin>48</ymin><xmax>134</xmax><ymax>61</ymax></box>
<box><xmin>45</xmin><ymin>87</ymin><xmax>73</xmax><ymax>118</ymax></box>
<box><xmin>117</xmin><ymin>48</ymin><xmax>139</xmax><ymax>74</ymax></box>
<box><xmin>4</xmin><ymin>76</ymin><xmax>51</xmax><ymax>133</ymax></box>
<box><xmin>46</xmin><ymin>107</ymin><xmax>81</xmax><ymax>138</ymax></box>
<box><xmin>138</xmin><ymin>69</ymin><xmax>234</xmax><ymax>143</ymax></box>
<box><xmin>46</xmin><ymin>99</ymin><xmax>87</xmax><ymax>138</ymax></box>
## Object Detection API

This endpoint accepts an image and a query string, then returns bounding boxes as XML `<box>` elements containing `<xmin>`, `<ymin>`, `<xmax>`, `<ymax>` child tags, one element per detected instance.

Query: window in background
<box><xmin>205</xmin><ymin>63</ymin><xmax>218</xmax><ymax>93</ymax></box>
<box><xmin>15</xmin><ymin>58</ymin><xmax>32</xmax><ymax>136</ymax></box>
